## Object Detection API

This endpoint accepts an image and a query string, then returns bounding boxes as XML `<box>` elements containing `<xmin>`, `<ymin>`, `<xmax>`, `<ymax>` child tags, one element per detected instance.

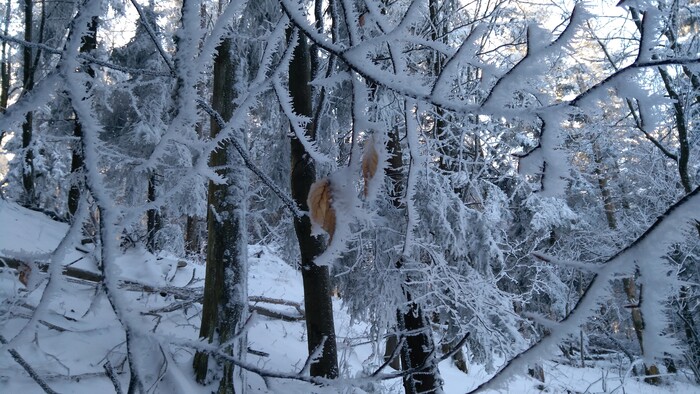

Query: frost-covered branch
<box><xmin>401</xmin><ymin>99</ymin><xmax>422</xmax><ymax>257</ymax></box>
<box><xmin>281</xmin><ymin>0</ymin><xmax>700</xmax><ymax>119</ymax></box>
<box><xmin>481</xmin><ymin>5</ymin><xmax>586</xmax><ymax>111</ymax></box>
<box><xmin>60</xmin><ymin>2</ymin><xmax>163</xmax><ymax>392</ymax></box>
<box><xmin>272</xmin><ymin>57</ymin><xmax>333</xmax><ymax>165</ymax></box>
<box><xmin>0</xmin><ymin>199</ymin><xmax>89</xmax><ymax>353</ymax></box>
<box><xmin>103</xmin><ymin>361</ymin><xmax>123</xmax><ymax>394</ymax></box>
<box><xmin>196</xmin><ymin>0</ymin><xmax>249</xmax><ymax>71</ymax></box>
<box><xmin>0</xmin><ymin>33</ymin><xmax>171</xmax><ymax>76</ymax></box>
<box><xmin>0</xmin><ymin>335</ymin><xmax>60</xmax><ymax>394</ymax></box>
<box><xmin>129</xmin><ymin>0</ymin><xmax>175</xmax><ymax>72</ymax></box>
<box><xmin>0</xmin><ymin>70</ymin><xmax>60</xmax><ymax>130</ymax></box>
<box><xmin>468</xmin><ymin>186</ymin><xmax>700</xmax><ymax>393</ymax></box>
<box><xmin>196</xmin><ymin>97</ymin><xmax>303</xmax><ymax>218</ymax></box>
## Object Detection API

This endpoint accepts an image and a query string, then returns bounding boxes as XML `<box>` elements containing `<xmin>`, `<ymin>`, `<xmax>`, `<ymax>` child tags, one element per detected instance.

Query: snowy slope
<box><xmin>1</xmin><ymin>200</ymin><xmax>699</xmax><ymax>393</ymax></box>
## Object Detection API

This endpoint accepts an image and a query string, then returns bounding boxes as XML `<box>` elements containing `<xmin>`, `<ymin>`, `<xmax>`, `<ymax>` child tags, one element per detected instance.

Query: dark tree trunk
<box><xmin>21</xmin><ymin>0</ymin><xmax>34</xmax><ymax>207</ymax></box>
<box><xmin>184</xmin><ymin>215</ymin><xmax>201</xmax><ymax>255</ymax></box>
<box><xmin>679</xmin><ymin>285</ymin><xmax>700</xmax><ymax>382</ymax></box>
<box><xmin>146</xmin><ymin>172</ymin><xmax>160</xmax><ymax>252</ymax></box>
<box><xmin>193</xmin><ymin>35</ymin><xmax>248</xmax><ymax>394</ymax></box>
<box><xmin>68</xmin><ymin>16</ymin><xmax>97</xmax><ymax>218</ymax></box>
<box><xmin>0</xmin><ymin>0</ymin><xmax>10</xmax><ymax>112</ymax></box>
<box><xmin>399</xmin><ymin>290</ymin><xmax>440</xmax><ymax>394</ymax></box>
<box><xmin>288</xmin><ymin>29</ymin><xmax>339</xmax><ymax>379</ymax></box>
<box><xmin>386</xmin><ymin>125</ymin><xmax>441</xmax><ymax>393</ymax></box>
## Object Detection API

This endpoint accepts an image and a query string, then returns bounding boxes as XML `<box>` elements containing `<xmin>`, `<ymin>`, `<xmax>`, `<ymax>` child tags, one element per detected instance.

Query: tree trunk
<box><xmin>288</xmin><ymin>29</ymin><xmax>339</xmax><ymax>379</ymax></box>
<box><xmin>184</xmin><ymin>215</ymin><xmax>201</xmax><ymax>255</ymax></box>
<box><xmin>622</xmin><ymin>276</ymin><xmax>660</xmax><ymax>383</ymax></box>
<box><xmin>68</xmin><ymin>16</ymin><xmax>97</xmax><ymax>218</ymax></box>
<box><xmin>0</xmin><ymin>0</ymin><xmax>10</xmax><ymax>112</ymax></box>
<box><xmin>384</xmin><ymin>332</ymin><xmax>402</xmax><ymax>370</ymax></box>
<box><xmin>592</xmin><ymin>143</ymin><xmax>617</xmax><ymax>230</ymax></box>
<box><xmin>193</xmin><ymin>34</ymin><xmax>248</xmax><ymax>394</ymax></box>
<box><xmin>591</xmin><ymin>132</ymin><xmax>657</xmax><ymax>381</ymax></box>
<box><xmin>679</xmin><ymin>285</ymin><xmax>700</xmax><ymax>382</ymax></box>
<box><xmin>428</xmin><ymin>0</ymin><xmax>470</xmax><ymax>374</ymax></box>
<box><xmin>21</xmin><ymin>0</ymin><xmax>35</xmax><ymax>207</ymax></box>
<box><xmin>146</xmin><ymin>172</ymin><xmax>160</xmax><ymax>252</ymax></box>
<box><xmin>386</xmin><ymin>124</ymin><xmax>441</xmax><ymax>393</ymax></box>
<box><xmin>399</xmin><ymin>291</ymin><xmax>440</xmax><ymax>394</ymax></box>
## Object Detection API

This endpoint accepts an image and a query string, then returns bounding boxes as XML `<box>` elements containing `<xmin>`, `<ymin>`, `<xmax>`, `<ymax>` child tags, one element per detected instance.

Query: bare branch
<box><xmin>0</xmin><ymin>335</ymin><xmax>61</xmax><ymax>394</ymax></box>
<box><xmin>371</xmin><ymin>336</ymin><xmax>405</xmax><ymax>377</ymax></box>
<box><xmin>103</xmin><ymin>361</ymin><xmax>124</xmax><ymax>394</ymax></box>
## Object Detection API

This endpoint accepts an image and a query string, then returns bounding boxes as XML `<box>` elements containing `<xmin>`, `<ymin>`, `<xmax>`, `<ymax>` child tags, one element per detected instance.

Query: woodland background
<box><xmin>0</xmin><ymin>0</ymin><xmax>700</xmax><ymax>393</ymax></box>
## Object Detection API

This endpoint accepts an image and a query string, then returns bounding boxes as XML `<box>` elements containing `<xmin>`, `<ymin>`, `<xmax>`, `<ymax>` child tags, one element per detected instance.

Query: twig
<box><xmin>372</xmin><ymin>336</ymin><xmax>406</xmax><ymax>376</ymax></box>
<box><xmin>10</xmin><ymin>310</ymin><xmax>70</xmax><ymax>333</ymax></box>
<box><xmin>3</xmin><ymin>257</ymin><xmax>306</xmax><ymax>324</ymax></box>
<box><xmin>128</xmin><ymin>0</ymin><xmax>175</xmax><ymax>73</ymax></box>
<box><xmin>103</xmin><ymin>361</ymin><xmax>123</xmax><ymax>394</ymax></box>
<box><xmin>299</xmin><ymin>336</ymin><xmax>327</xmax><ymax>375</ymax></box>
<box><xmin>437</xmin><ymin>332</ymin><xmax>470</xmax><ymax>363</ymax></box>
<box><xmin>247</xmin><ymin>347</ymin><xmax>270</xmax><ymax>357</ymax></box>
<box><xmin>0</xmin><ymin>335</ymin><xmax>61</xmax><ymax>394</ymax></box>
<box><xmin>0</xmin><ymin>254</ymin><xmax>102</xmax><ymax>282</ymax></box>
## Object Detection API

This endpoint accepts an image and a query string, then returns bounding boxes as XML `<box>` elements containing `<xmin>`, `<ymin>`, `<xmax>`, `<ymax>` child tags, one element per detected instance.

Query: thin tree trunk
<box><xmin>185</xmin><ymin>215</ymin><xmax>200</xmax><ymax>255</ymax></box>
<box><xmin>193</xmin><ymin>33</ymin><xmax>248</xmax><ymax>394</ymax></box>
<box><xmin>399</xmin><ymin>291</ymin><xmax>439</xmax><ymax>394</ymax></box>
<box><xmin>288</xmin><ymin>29</ymin><xmax>339</xmax><ymax>379</ymax></box>
<box><xmin>658</xmin><ymin>68</ymin><xmax>692</xmax><ymax>194</ymax></box>
<box><xmin>146</xmin><ymin>172</ymin><xmax>160</xmax><ymax>252</ymax></box>
<box><xmin>0</xmin><ymin>0</ymin><xmax>10</xmax><ymax>112</ymax></box>
<box><xmin>68</xmin><ymin>16</ymin><xmax>97</xmax><ymax>217</ymax></box>
<box><xmin>595</xmin><ymin>143</ymin><xmax>656</xmax><ymax>380</ymax></box>
<box><xmin>386</xmin><ymin>125</ymin><xmax>440</xmax><ymax>393</ymax></box>
<box><xmin>679</xmin><ymin>285</ymin><xmax>700</xmax><ymax>382</ymax></box>
<box><xmin>428</xmin><ymin>0</ymin><xmax>469</xmax><ymax>374</ymax></box>
<box><xmin>592</xmin><ymin>143</ymin><xmax>617</xmax><ymax>230</ymax></box>
<box><xmin>21</xmin><ymin>0</ymin><xmax>35</xmax><ymax>207</ymax></box>
<box><xmin>623</xmin><ymin>276</ymin><xmax>660</xmax><ymax>383</ymax></box>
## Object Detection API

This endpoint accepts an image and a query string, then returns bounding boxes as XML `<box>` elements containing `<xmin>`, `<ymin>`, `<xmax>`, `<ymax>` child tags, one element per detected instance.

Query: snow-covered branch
<box><xmin>468</xmin><ymin>186</ymin><xmax>700</xmax><ymax>393</ymax></box>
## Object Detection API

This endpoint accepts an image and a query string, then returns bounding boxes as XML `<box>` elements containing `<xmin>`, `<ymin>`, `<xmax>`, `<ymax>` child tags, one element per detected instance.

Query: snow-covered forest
<box><xmin>0</xmin><ymin>0</ymin><xmax>699</xmax><ymax>392</ymax></box>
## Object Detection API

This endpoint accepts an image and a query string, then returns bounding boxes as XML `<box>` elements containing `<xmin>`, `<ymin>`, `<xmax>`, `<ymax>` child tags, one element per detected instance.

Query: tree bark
<box><xmin>679</xmin><ymin>285</ymin><xmax>700</xmax><ymax>382</ymax></box>
<box><xmin>399</xmin><ymin>290</ymin><xmax>440</xmax><ymax>394</ymax></box>
<box><xmin>592</xmin><ymin>143</ymin><xmax>617</xmax><ymax>230</ymax></box>
<box><xmin>0</xmin><ymin>0</ymin><xmax>10</xmax><ymax>112</ymax></box>
<box><xmin>146</xmin><ymin>172</ymin><xmax>160</xmax><ymax>252</ymax></box>
<box><xmin>21</xmin><ymin>0</ymin><xmax>35</xmax><ymax>207</ymax></box>
<box><xmin>185</xmin><ymin>215</ymin><xmax>201</xmax><ymax>255</ymax></box>
<box><xmin>386</xmin><ymin>125</ymin><xmax>440</xmax><ymax>393</ymax></box>
<box><xmin>288</xmin><ymin>29</ymin><xmax>339</xmax><ymax>379</ymax></box>
<box><xmin>193</xmin><ymin>34</ymin><xmax>248</xmax><ymax>394</ymax></box>
<box><xmin>68</xmin><ymin>16</ymin><xmax>97</xmax><ymax>218</ymax></box>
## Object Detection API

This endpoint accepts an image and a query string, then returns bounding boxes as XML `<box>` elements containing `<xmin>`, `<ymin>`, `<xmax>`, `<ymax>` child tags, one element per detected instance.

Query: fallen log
<box><xmin>1</xmin><ymin>255</ymin><xmax>305</xmax><ymax>322</ymax></box>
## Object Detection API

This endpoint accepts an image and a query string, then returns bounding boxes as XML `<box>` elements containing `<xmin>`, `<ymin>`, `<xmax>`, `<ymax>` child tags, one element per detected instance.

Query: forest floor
<box><xmin>1</xmin><ymin>200</ymin><xmax>699</xmax><ymax>393</ymax></box>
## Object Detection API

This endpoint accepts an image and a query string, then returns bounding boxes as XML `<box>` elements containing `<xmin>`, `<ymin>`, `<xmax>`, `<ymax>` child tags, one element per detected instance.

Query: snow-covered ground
<box><xmin>1</xmin><ymin>199</ymin><xmax>698</xmax><ymax>393</ymax></box>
